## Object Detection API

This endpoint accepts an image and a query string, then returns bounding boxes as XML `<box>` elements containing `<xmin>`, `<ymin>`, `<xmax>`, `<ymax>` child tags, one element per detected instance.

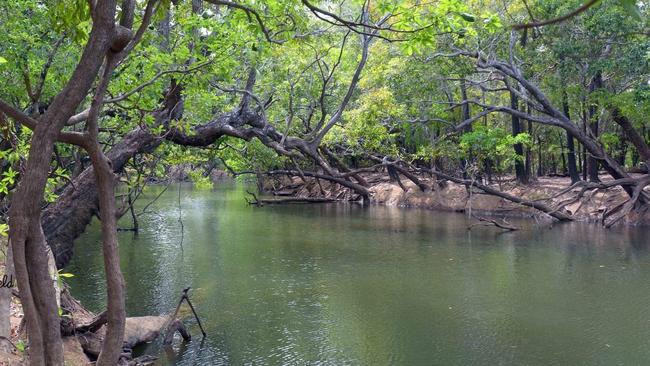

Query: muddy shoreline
<box><xmin>260</xmin><ymin>172</ymin><xmax>650</xmax><ymax>227</ymax></box>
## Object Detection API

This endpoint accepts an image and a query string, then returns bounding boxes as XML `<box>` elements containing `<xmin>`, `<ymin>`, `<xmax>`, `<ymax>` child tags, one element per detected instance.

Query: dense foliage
<box><xmin>0</xmin><ymin>0</ymin><xmax>647</xmax><ymax>363</ymax></box>
<box><xmin>0</xmin><ymin>2</ymin><xmax>646</xmax><ymax>211</ymax></box>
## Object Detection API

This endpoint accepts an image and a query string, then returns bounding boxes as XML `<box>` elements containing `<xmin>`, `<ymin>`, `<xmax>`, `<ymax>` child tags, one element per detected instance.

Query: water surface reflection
<box><xmin>68</xmin><ymin>183</ymin><xmax>650</xmax><ymax>365</ymax></box>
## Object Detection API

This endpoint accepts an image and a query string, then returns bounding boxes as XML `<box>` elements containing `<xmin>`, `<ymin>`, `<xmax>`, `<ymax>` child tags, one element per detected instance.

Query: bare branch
<box><xmin>203</xmin><ymin>0</ymin><xmax>284</xmax><ymax>44</ymax></box>
<box><xmin>311</xmin><ymin>33</ymin><xmax>372</xmax><ymax>145</ymax></box>
<box><xmin>513</xmin><ymin>0</ymin><xmax>601</xmax><ymax>29</ymax></box>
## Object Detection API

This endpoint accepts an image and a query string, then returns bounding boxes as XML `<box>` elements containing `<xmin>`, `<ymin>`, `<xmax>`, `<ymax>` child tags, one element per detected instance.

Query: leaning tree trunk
<box><xmin>43</xmin><ymin>77</ymin><xmax>184</xmax><ymax>268</ymax></box>
<box><xmin>42</xmin><ymin>81</ymin><xmax>249</xmax><ymax>268</ymax></box>
<box><xmin>43</xmin><ymin>128</ymin><xmax>159</xmax><ymax>268</ymax></box>
<box><xmin>610</xmin><ymin>107</ymin><xmax>650</xmax><ymax>168</ymax></box>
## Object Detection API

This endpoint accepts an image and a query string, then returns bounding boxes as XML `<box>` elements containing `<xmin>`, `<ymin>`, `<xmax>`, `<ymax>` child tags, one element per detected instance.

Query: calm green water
<box><xmin>67</xmin><ymin>183</ymin><xmax>650</xmax><ymax>366</ymax></box>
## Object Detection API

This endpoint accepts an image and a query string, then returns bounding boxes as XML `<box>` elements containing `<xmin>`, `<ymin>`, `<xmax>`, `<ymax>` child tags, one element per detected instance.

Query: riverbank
<box><xmin>261</xmin><ymin>171</ymin><xmax>650</xmax><ymax>226</ymax></box>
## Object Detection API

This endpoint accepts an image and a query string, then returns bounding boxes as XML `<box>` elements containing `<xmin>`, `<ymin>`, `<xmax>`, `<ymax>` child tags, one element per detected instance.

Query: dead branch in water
<box><xmin>163</xmin><ymin>287</ymin><xmax>206</xmax><ymax>345</ymax></box>
<box><xmin>58</xmin><ymin>285</ymin><xmax>194</xmax><ymax>364</ymax></box>
<box><xmin>468</xmin><ymin>214</ymin><xmax>519</xmax><ymax>231</ymax></box>
<box><xmin>246</xmin><ymin>190</ymin><xmax>337</xmax><ymax>206</ymax></box>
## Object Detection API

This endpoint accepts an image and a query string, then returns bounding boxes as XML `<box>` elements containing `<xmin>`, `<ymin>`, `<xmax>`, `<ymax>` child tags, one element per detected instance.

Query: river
<box><xmin>67</xmin><ymin>182</ymin><xmax>650</xmax><ymax>365</ymax></box>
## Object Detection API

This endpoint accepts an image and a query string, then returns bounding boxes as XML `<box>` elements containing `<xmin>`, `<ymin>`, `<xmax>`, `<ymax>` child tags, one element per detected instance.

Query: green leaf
<box><xmin>0</xmin><ymin>56</ymin><xmax>7</xmax><ymax>64</ymax></box>
<box><xmin>459</xmin><ymin>12</ymin><xmax>476</xmax><ymax>22</ymax></box>
<box><xmin>619</xmin><ymin>0</ymin><xmax>642</xmax><ymax>20</ymax></box>
<box><xmin>16</xmin><ymin>340</ymin><xmax>26</xmax><ymax>353</ymax></box>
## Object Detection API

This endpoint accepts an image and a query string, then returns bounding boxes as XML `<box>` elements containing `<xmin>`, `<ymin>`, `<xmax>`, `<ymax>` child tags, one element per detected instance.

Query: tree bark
<box><xmin>510</xmin><ymin>91</ymin><xmax>527</xmax><ymax>183</ymax></box>
<box><xmin>86</xmin><ymin>142</ymin><xmax>125</xmax><ymax>366</ymax></box>
<box><xmin>82</xmin><ymin>50</ymin><xmax>127</xmax><ymax>365</ymax></box>
<box><xmin>7</xmin><ymin>3</ymin><xmax>117</xmax><ymax>364</ymax></box>
<box><xmin>610</xmin><ymin>107</ymin><xmax>650</xmax><ymax>168</ymax></box>
<box><xmin>587</xmin><ymin>72</ymin><xmax>602</xmax><ymax>182</ymax></box>
<box><xmin>562</xmin><ymin>89</ymin><xmax>580</xmax><ymax>183</ymax></box>
<box><xmin>459</xmin><ymin>79</ymin><xmax>475</xmax><ymax>180</ymax></box>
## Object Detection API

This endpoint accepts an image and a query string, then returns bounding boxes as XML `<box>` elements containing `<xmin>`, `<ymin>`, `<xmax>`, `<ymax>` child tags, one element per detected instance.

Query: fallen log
<box><xmin>59</xmin><ymin>287</ymin><xmax>192</xmax><ymax>364</ymax></box>
<box><xmin>76</xmin><ymin>314</ymin><xmax>191</xmax><ymax>363</ymax></box>
<box><xmin>163</xmin><ymin>287</ymin><xmax>205</xmax><ymax>345</ymax></box>
<box><xmin>272</xmin><ymin>190</ymin><xmax>298</xmax><ymax>196</ymax></box>
<box><xmin>124</xmin><ymin>315</ymin><xmax>189</xmax><ymax>349</ymax></box>
<box><xmin>62</xmin><ymin>336</ymin><xmax>92</xmax><ymax>365</ymax></box>
<box><xmin>245</xmin><ymin>191</ymin><xmax>337</xmax><ymax>206</ymax></box>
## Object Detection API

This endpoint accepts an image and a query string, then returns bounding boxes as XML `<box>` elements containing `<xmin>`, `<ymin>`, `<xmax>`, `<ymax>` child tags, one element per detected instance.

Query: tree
<box><xmin>0</xmin><ymin>1</ymin><xmax>647</xmax><ymax>363</ymax></box>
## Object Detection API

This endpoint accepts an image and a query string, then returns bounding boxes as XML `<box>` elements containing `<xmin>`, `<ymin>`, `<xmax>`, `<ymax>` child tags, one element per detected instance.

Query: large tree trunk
<box><xmin>43</xmin><ymin>83</ymin><xmax>250</xmax><ymax>268</ymax></box>
<box><xmin>43</xmin><ymin>127</ymin><xmax>159</xmax><ymax>268</ymax></box>
<box><xmin>586</xmin><ymin>72</ymin><xmax>602</xmax><ymax>182</ymax></box>
<box><xmin>562</xmin><ymin>89</ymin><xmax>581</xmax><ymax>183</ymax></box>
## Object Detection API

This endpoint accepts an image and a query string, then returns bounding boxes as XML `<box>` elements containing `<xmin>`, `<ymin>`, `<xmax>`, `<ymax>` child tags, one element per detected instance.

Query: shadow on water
<box><xmin>67</xmin><ymin>183</ymin><xmax>650</xmax><ymax>366</ymax></box>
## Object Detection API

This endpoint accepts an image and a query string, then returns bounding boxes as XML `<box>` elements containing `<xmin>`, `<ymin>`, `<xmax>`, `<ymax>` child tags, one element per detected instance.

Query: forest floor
<box><xmin>261</xmin><ymin>171</ymin><xmax>650</xmax><ymax>226</ymax></box>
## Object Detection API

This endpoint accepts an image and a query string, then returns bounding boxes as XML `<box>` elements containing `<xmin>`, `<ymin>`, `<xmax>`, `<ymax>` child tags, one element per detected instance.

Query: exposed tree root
<box><xmin>248</xmin><ymin>154</ymin><xmax>650</xmax><ymax>226</ymax></box>
<box><xmin>242</xmin><ymin>170</ymin><xmax>371</xmax><ymax>203</ymax></box>
<box><xmin>416</xmin><ymin>167</ymin><xmax>574</xmax><ymax>221</ymax></box>
<box><xmin>538</xmin><ymin>175</ymin><xmax>650</xmax><ymax>227</ymax></box>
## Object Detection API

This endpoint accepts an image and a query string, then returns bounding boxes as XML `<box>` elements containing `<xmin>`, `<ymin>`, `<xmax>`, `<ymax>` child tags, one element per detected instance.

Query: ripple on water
<box><xmin>67</xmin><ymin>184</ymin><xmax>650</xmax><ymax>366</ymax></box>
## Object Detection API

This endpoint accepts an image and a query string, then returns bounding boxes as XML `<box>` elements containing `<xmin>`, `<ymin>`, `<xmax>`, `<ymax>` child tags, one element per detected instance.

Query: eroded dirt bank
<box><xmin>261</xmin><ymin>172</ymin><xmax>650</xmax><ymax>226</ymax></box>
